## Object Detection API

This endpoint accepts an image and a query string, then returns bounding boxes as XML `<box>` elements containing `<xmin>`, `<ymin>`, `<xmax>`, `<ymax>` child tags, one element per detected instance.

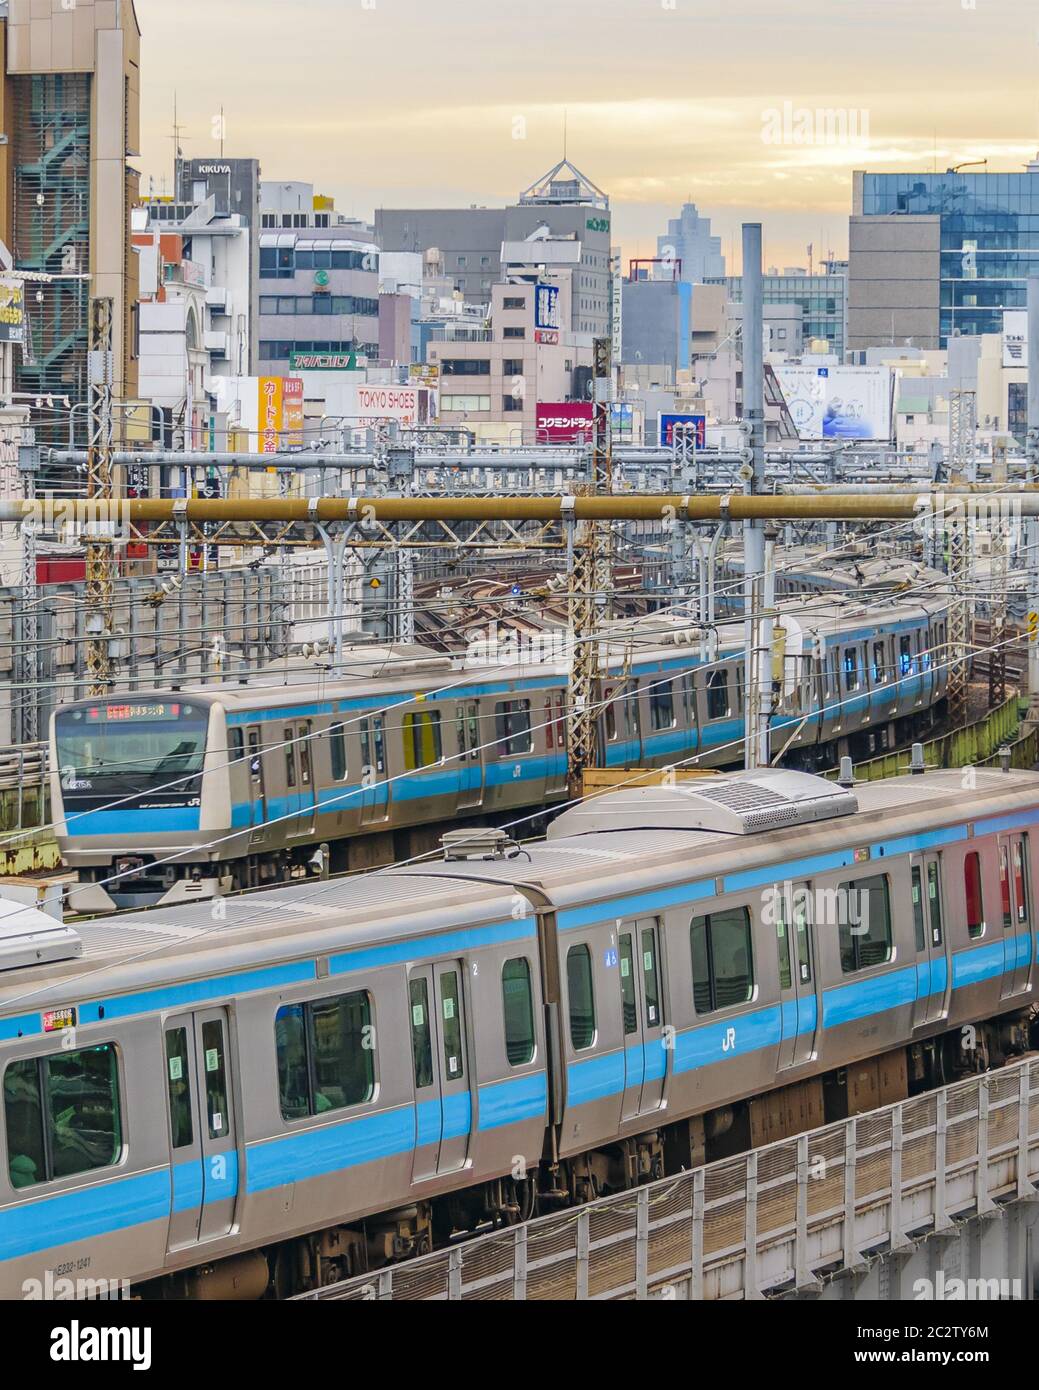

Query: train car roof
<box><xmin>2</xmin><ymin>767</ymin><xmax>1035</xmax><ymax>1020</ymax></box>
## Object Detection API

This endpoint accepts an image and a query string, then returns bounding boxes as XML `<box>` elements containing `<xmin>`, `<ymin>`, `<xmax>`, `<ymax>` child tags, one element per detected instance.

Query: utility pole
<box><xmin>1028</xmin><ymin>276</ymin><xmax>1039</xmax><ymax>701</ymax></box>
<box><xmin>567</xmin><ymin>335</ymin><xmax>613</xmax><ymax>795</ymax></box>
<box><xmin>85</xmin><ymin>297</ymin><xmax>115</xmax><ymax>697</ymax></box>
<box><xmin>741</xmin><ymin>224</ymin><xmax>771</xmax><ymax>770</ymax></box>
<box><xmin>947</xmin><ymin>388</ymin><xmax>977</xmax><ymax>727</ymax></box>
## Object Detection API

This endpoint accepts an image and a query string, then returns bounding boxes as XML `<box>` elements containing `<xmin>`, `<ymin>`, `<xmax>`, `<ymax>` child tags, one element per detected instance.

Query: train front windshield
<box><xmin>55</xmin><ymin>701</ymin><xmax>209</xmax><ymax>803</ymax></box>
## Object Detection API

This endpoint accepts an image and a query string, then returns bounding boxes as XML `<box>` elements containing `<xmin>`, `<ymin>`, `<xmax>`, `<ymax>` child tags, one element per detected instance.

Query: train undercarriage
<box><xmin>139</xmin><ymin>1001</ymin><xmax>1034</xmax><ymax>1301</ymax></box>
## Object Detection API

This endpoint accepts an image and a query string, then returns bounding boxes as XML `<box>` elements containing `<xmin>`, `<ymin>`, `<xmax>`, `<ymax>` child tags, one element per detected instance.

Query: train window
<box><xmin>248</xmin><ymin>730</ymin><xmax>263</xmax><ymax>782</ymax></box>
<box><xmin>872</xmin><ymin>642</ymin><xmax>886</xmax><ymax>684</ymax></box>
<box><xmin>403</xmin><ymin>712</ymin><xmax>443</xmax><ymax>770</ymax></box>
<box><xmin>439</xmin><ymin>970</ymin><xmax>464</xmax><ymax>1079</ymax></box>
<box><xmin>165</xmin><ymin>1027</ymin><xmax>193</xmax><ymax>1149</ymax></box>
<box><xmin>298</xmin><ymin>726</ymin><xmax>312</xmax><ymax>787</ymax></box>
<box><xmin>566</xmin><ymin>945</ymin><xmax>596</xmax><ymax>1050</ymax></box>
<box><xmin>619</xmin><ymin>934</ymin><xmax>638</xmax><ymax>1034</ymax></box>
<box><xmin>284</xmin><ymin>728</ymin><xmax>296</xmax><ymax>788</ymax></box>
<box><xmin>927</xmin><ymin>862</ymin><xmax>944</xmax><ymax>944</ymax></box>
<box><xmin>201</xmin><ymin>1019</ymin><xmax>230</xmax><ymax>1140</ymax></box>
<box><xmin>502</xmin><ymin>958</ymin><xmax>535</xmax><ymax>1066</ymax></box>
<box><xmin>707</xmin><ymin>670</ymin><xmax>730</xmax><ymax>720</ymax></box>
<box><xmin>409</xmin><ymin>979</ymin><xmax>434</xmax><ymax>1089</ymax></box>
<box><xmin>843</xmin><ymin>649</ymin><xmax>859</xmax><ymax>692</ymax></box>
<box><xmin>689</xmin><ymin>907</ymin><xmax>754</xmax><ymax>1014</ymax></box>
<box><xmin>642</xmin><ymin>927</ymin><xmax>661</xmax><ymax>1026</ymax></box>
<box><xmin>827</xmin><ymin>652</ymin><xmax>840</xmax><ymax>698</ymax></box>
<box><xmin>275</xmin><ymin>992</ymin><xmax>374</xmax><ymax>1121</ymax></box>
<box><xmin>837</xmin><ymin>875</ymin><xmax>892</xmax><ymax>972</ymax></box>
<box><xmin>794</xmin><ymin>898</ymin><xmax>812</xmax><ymax>984</ymax></box>
<box><xmin>545</xmin><ymin>697</ymin><xmax>555</xmax><ymax>751</ymax></box>
<box><xmin>965</xmin><ymin>852</ymin><xmax>985</xmax><ymax>939</ymax></box>
<box><xmin>776</xmin><ymin>910</ymin><xmax>793</xmax><ymax>990</ymax></box>
<box><xmin>604</xmin><ymin>689</ymin><xmax>619</xmax><ymax>741</ymax></box>
<box><xmin>899</xmin><ymin>636</ymin><xmax>913</xmax><ymax>676</ymax></box>
<box><xmin>1000</xmin><ymin>846</ymin><xmax>1013</xmax><ymax>929</ymax></box>
<box><xmin>361</xmin><ymin>717</ymin><xmax>386</xmax><ymax>776</ymax></box>
<box><xmin>495</xmin><ymin>700</ymin><xmax>533</xmax><ymax>757</ymax></box>
<box><xmin>230</xmin><ymin>728</ymin><xmax>244</xmax><ymax>766</ymax></box>
<box><xmin>4</xmin><ymin>1044</ymin><xmax>122</xmax><ymax>1189</ymax></box>
<box><xmin>911</xmin><ymin>867</ymin><xmax>926</xmax><ymax>951</ymax></box>
<box><xmin>554</xmin><ymin>692</ymin><xmax>567</xmax><ymax>751</ymax></box>
<box><xmin>648</xmin><ymin>682</ymin><xmax>674</xmax><ymax>731</ymax></box>
<box><xmin>330</xmin><ymin>723</ymin><xmax>348</xmax><ymax>781</ymax></box>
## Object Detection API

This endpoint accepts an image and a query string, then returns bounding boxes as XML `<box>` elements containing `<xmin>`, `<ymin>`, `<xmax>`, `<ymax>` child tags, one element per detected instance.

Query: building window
<box><xmin>503</xmin><ymin>296</ymin><xmax>526</xmax><ymax>310</ymax></box>
<box><xmin>502</xmin><ymin>359</ymin><xmax>524</xmax><ymax>377</ymax></box>
<box><xmin>503</xmin><ymin>327</ymin><xmax>526</xmax><ymax>339</ymax></box>
<box><xmin>441</xmin><ymin>359</ymin><xmax>491</xmax><ymax>376</ymax></box>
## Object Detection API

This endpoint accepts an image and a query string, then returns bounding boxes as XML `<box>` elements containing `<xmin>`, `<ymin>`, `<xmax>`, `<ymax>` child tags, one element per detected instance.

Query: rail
<box><xmin>293</xmin><ymin>1057</ymin><xmax>1039</xmax><ymax>1302</ymax></box>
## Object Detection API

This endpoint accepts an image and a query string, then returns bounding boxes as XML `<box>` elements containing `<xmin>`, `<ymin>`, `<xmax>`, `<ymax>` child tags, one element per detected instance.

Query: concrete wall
<box><xmin>848</xmin><ymin>214</ymin><xmax>941</xmax><ymax>352</ymax></box>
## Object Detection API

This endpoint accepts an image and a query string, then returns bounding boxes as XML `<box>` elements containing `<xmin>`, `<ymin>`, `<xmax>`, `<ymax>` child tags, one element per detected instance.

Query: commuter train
<box><xmin>51</xmin><ymin>583</ymin><xmax>950</xmax><ymax>911</ymax></box>
<box><xmin>0</xmin><ymin>763</ymin><xmax>1035</xmax><ymax>1299</ymax></box>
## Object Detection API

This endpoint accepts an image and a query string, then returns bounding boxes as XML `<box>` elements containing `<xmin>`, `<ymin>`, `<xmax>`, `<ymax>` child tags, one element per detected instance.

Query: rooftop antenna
<box><xmin>171</xmin><ymin>92</ymin><xmax>185</xmax><ymax>182</ymax></box>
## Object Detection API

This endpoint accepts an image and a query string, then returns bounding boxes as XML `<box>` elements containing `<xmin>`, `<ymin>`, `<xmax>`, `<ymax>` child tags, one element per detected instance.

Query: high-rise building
<box><xmin>849</xmin><ymin>165</ymin><xmax>1039</xmax><ymax>351</ymax></box>
<box><xmin>0</xmin><ymin>0</ymin><xmax>142</xmax><ymax>433</ymax></box>
<box><xmin>717</xmin><ymin>270</ymin><xmax>847</xmax><ymax>359</ymax></box>
<box><xmin>656</xmin><ymin>203</ymin><xmax>726</xmax><ymax>283</ymax></box>
<box><xmin>375</xmin><ymin>159</ymin><xmax>612</xmax><ymax>337</ymax></box>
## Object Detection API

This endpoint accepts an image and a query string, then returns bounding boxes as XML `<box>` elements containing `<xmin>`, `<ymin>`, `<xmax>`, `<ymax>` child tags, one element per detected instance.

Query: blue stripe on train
<box><xmin>65</xmin><ymin>807</ymin><xmax>202</xmax><ymax>836</ymax></box>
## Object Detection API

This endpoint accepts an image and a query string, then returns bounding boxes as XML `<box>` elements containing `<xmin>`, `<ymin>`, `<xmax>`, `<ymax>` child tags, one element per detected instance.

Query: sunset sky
<box><xmin>133</xmin><ymin>0</ymin><xmax>1039</xmax><ymax>271</ymax></box>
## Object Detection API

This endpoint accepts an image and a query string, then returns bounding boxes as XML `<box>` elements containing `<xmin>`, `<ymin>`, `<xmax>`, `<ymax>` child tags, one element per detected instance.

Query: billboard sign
<box><xmin>353</xmin><ymin>384</ymin><xmax>420</xmax><ymax>428</ymax></box>
<box><xmin>282</xmin><ymin>377</ymin><xmax>304</xmax><ymax>447</ymax></box>
<box><xmin>0</xmin><ymin>279</ymin><xmax>25</xmax><ymax>345</ymax></box>
<box><xmin>258</xmin><ymin>376</ymin><xmax>304</xmax><ymax>451</ymax></box>
<box><xmin>290</xmin><ymin>351</ymin><xmax>358</xmax><ymax>371</ymax></box>
<box><xmin>535</xmin><ymin>283</ymin><xmax>560</xmax><ymax>345</ymax></box>
<box><xmin>536</xmin><ymin>401</ymin><xmax>594</xmax><ymax>442</ymax></box>
<box><xmin>1003</xmin><ymin>310</ymin><xmax>1027</xmax><ymax>367</ymax></box>
<box><xmin>660</xmin><ymin>413</ymin><xmax>706</xmax><ymax>448</ymax></box>
<box><xmin>773</xmin><ymin>365</ymin><xmax>892</xmax><ymax>441</ymax></box>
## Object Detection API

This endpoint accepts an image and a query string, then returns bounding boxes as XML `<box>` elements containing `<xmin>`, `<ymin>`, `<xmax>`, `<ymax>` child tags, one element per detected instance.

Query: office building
<box><xmin>717</xmin><ymin>269</ymin><xmax>846</xmax><ymax>359</ymax></box>
<box><xmin>849</xmin><ymin>165</ymin><xmax>1039</xmax><ymax>351</ymax></box>
<box><xmin>0</xmin><ymin>0</ymin><xmax>141</xmax><ymax>433</ymax></box>
<box><xmin>656</xmin><ymin>202</ymin><xmax>726</xmax><ymax>282</ymax></box>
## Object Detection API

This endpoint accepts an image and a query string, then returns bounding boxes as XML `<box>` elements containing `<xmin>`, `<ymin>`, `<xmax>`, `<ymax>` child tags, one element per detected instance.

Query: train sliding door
<box><xmin>776</xmin><ymin>883</ymin><xmax>818</xmax><ymax>1069</ymax></box>
<box><xmin>359</xmin><ymin>716</ymin><xmax>389</xmax><ymax>825</ymax></box>
<box><xmin>999</xmin><ymin>835</ymin><xmax>1033</xmax><ymax>998</ymax></box>
<box><xmin>618</xmin><ymin>921</ymin><xmax>665</xmax><ymax>1122</ymax></box>
<box><xmin>408</xmin><ymin>963</ymin><xmax>472</xmax><ymax>1181</ymax></box>
<box><xmin>163</xmin><ymin>1007</ymin><xmax>240</xmax><ymax>1252</ymax></box>
<box><xmin>456</xmin><ymin>701</ymin><xmax>484</xmax><ymax>812</ymax></box>
<box><xmin>910</xmin><ymin>855</ymin><xmax>948</xmax><ymax>1028</ymax></box>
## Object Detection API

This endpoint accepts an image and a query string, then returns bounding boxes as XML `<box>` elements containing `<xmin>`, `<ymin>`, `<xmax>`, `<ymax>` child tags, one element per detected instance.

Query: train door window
<box><xmin>927</xmin><ymin>862</ymin><xmax>944</xmax><ymax>944</ymax></box>
<box><xmin>707</xmin><ymin>670</ymin><xmax>730</xmax><ymax>719</ymax></box>
<box><xmin>872</xmin><ymin>642</ymin><xmax>886</xmax><ymax>684</ymax></box>
<box><xmin>604</xmin><ymin>688</ymin><xmax>619</xmax><ymax>741</ymax></box>
<box><xmin>4</xmin><ymin>1044</ymin><xmax>122</xmax><ymax>1188</ymax></box>
<box><xmin>360</xmin><ymin>717</ymin><xmax>386</xmax><ymax>775</ymax></box>
<box><xmin>1014</xmin><ymin>838</ymin><xmax>1030</xmax><ymax>925</ymax></box>
<box><xmin>794</xmin><ymin>897</ymin><xmax>812</xmax><ymax>983</ymax></box>
<box><xmin>650</xmin><ymin>682</ymin><xmax>675</xmax><ymax>731</ymax></box>
<box><xmin>409</xmin><ymin>978</ymin><xmax>434</xmax><ymax>1089</ymax></box>
<box><xmin>965</xmin><ymin>852</ymin><xmax>985</xmax><ymax>939</ymax></box>
<box><xmin>641</xmin><ymin>927</ymin><xmax>661</xmax><ymax>1026</ymax></box>
<box><xmin>330</xmin><ymin>723</ymin><xmax>348</xmax><ymax>781</ymax></box>
<box><xmin>229</xmin><ymin>728</ymin><xmax>244</xmax><ymax>766</ymax></box>
<box><xmin>776</xmin><ymin>903</ymin><xmax>793</xmax><ymax>990</ymax></box>
<box><xmin>689</xmin><ymin>907</ymin><xmax>754</xmax><ymax>1014</ymax></box>
<box><xmin>466</xmin><ymin>704</ymin><xmax>481</xmax><ymax>758</ymax></box>
<box><xmin>1000</xmin><ymin>846</ymin><xmax>1013</xmax><ymax>929</ymax></box>
<box><xmin>495</xmin><ymin>700</ymin><xmax>532</xmax><ymax>756</ymax></box>
<box><xmin>554</xmin><ymin>693</ymin><xmax>567</xmax><ymax>750</ymax></box>
<box><xmin>899</xmin><ymin>636</ymin><xmax>913</xmax><ymax>676</ymax></box>
<box><xmin>837</xmin><ymin>875</ymin><xmax>892</xmax><ymax>972</ymax></box>
<box><xmin>438</xmin><ymin>970</ymin><xmax>464</xmax><ymax>1079</ymax></box>
<box><xmin>544</xmin><ymin>697</ymin><xmax>555</xmax><ymax>751</ymax></box>
<box><xmin>566</xmin><ymin>945</ymin><xmax>596</xmax><ymax>1050</ymax></box>
<box><xmin>404</xmin><ymin>712</ymin><xmax>442</xmax><ymax>770</ymax></box>
<box><xmin>619</xmin><ymin>934</ymin><xmax>638</xmax><ymax>1034</ymax></box>
<box><xmin>165</xmin><ymin>1026</ymin><xmax>194</xmax><ymax>1149</ymax></box>
<box><xmin>502</xmin><ymin>958</ymin><xmax>535</xmax><ymax>1066</ymax></box>
<box><xmin>284</xmin><ymin>727</ymin><xmax>296</xmax><ymax>788</ymax></box>
<box><xmin>248</xmin><ymin>730</ymin><xmax>263</xmax><ymax>784</ymax></box>
<box><xmin>200</xmin><ymin>1019</ymin><xmax>230</xmax><ymax>1140</ymax></box>
<box><xmin>297</xmin><ymin>725</ymin><xmax>312</xmax><ymax>787</ymax></box>
<box><xmin>912</xmin><ymin>866</ymin><xmax>926</xmax><ymax>951</ymax></box>
<box><xmin>826</xmin><ymin>652</ymin><xmax>840</xmax><ymax>701</ymax></box>
<box><xmin>843</xmin><ymin>648</ymin><xmax>859</xmax><ymax>692</ymax></box>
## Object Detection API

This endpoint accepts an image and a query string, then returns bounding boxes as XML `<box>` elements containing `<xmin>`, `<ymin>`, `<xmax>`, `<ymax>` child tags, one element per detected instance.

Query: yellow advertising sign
<box><xmin>259</xmin><ymin>376</ymin><xmax>283</xmax><ymax>455</ymax></box>
<box><xmin>0</xmin><ymin>278</ymin><xmax>25</xmax><ymax>344</ymax></box>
